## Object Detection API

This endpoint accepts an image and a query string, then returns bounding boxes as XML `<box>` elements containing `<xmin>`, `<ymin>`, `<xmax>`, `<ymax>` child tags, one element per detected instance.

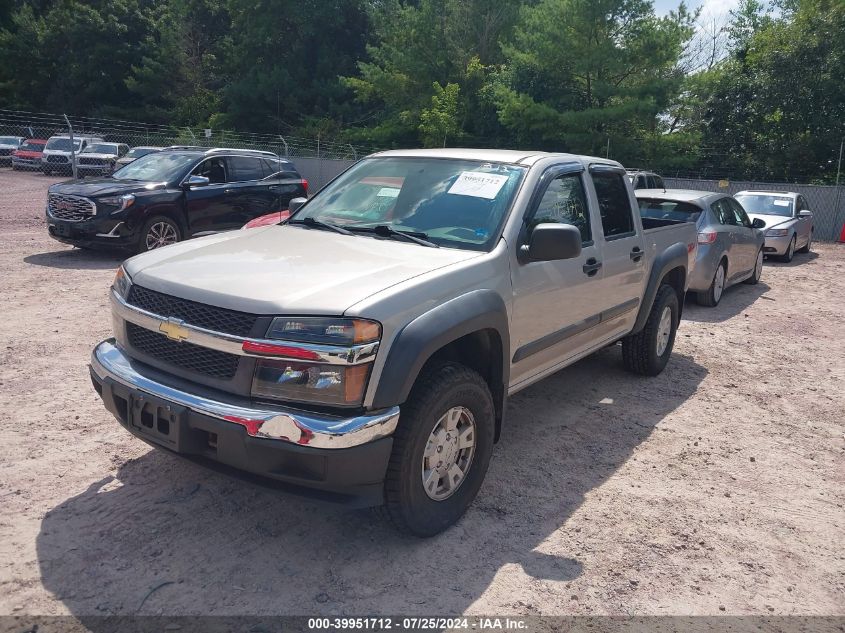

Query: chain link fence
<box><xmin>664</xmin><ymin>178</ymin><xmax>845</xmax><ymax>242</ymax></box>
<box><xmin>0</xmin><ymin>109</ymin><xmax>371</xmax><ymax>189</ymax></box>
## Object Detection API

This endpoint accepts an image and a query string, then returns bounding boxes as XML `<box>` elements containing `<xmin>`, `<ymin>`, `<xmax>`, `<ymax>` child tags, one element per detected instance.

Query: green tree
<box><xmin>493</xmin><ymin>0</ymin><xmax>695</xmax><ymax>162</ymax></box>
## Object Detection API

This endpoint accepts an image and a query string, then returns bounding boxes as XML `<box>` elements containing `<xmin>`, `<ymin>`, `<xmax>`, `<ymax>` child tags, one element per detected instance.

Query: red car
<box><xmin>12</xmin><ymin>139</ymin><xmax>48</xmax><ymax>171</ymax></box>
<box><xmin>242</xmin><ymin>177</ymin><xmax>309</xmax><ymax>229</ymax></box>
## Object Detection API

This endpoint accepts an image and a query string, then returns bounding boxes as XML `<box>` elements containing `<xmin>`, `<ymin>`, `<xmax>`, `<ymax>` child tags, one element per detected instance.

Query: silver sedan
<box><xmin>636</xmin><ymin>189</ymin><xmax>766</xmax><ymax>307</ymax></box>
<box><xmin>734</xmin><ymin>191</ymin><xmax>814</xmax><ymax>262</ymax></box>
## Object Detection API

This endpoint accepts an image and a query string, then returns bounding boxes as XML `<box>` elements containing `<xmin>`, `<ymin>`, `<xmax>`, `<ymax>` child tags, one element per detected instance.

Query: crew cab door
<box><xmin>509</xmin><ymin>165</ymin><xmax>606</xmax><ymax>389</ymax></box>
<box><xmin>588</xmin><ymin>165</ymin><xmax>647</xmax><ymax>338</ymax></box>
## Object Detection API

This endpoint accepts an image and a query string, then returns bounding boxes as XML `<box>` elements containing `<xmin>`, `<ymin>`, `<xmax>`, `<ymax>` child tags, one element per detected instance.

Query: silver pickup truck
<box><xmin>90</xmin><ymin>149</ymin><xmax>697</xmax><ymax>536</ymax></box>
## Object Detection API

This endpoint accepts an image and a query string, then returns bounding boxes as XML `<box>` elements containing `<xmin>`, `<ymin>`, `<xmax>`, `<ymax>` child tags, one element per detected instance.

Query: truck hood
<box><xmin>747</xmin><ymin>213</ymin><xmax>795</xmax><ymax>229</ymax></box>
<box><xmin>125</xmin><ymin>225</ymin><xmax>481</xmax><ymax>315</ymax></box>
<box><xmin>79</xmin><ymin>152</ymin><xmax>117</xmax><ymax>160</ymax></box>
<box><xmin>49</xmin><ymin>178</ymin><xmax>167</xmax><ymax>197</ymax></box>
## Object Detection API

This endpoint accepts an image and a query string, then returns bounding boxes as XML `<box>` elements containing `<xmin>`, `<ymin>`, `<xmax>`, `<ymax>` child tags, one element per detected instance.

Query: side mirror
<box><xmin>522</xmin><ymin>224</ymin><xmax>582</xmax><ymax>262</ymax></box>
<box><xmin>183</xmin><ymin>175</ymin><xmax>210</xmax><ymax>188</ymax></box>
<box><xmin>798</xmin><ymin>210</ymin><xmax>812</xmax><ymax>217</ymax></box>
<box><xmin>751</xmin><ymin>218</ymin><xmax>766</xmax><ymax>229</ymax></box>
<box><xmin>288</xmin><ymin>197</ymin><xmax>308</xmax><ymax>214</ymax></box>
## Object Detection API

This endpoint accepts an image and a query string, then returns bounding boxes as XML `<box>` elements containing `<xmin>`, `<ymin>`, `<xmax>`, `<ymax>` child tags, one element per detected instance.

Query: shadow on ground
<box><xmin>764</xmin><ymin>251</ymin><xmax>819</xmax><ymax>268</ymax></box>
<box><xmin>24</xmin><ymin>249</ymin><xmax>124</xmax><ymax>271</ymax></box>
<box><xmin>37</xmin><ymin>347</ymin><xmax>706</xmax><ymax>618</ymax></box>
<box><xmin>683</xmin><ymin>281</ymin><xmax>772</xmax><ymax>324</ymax></box>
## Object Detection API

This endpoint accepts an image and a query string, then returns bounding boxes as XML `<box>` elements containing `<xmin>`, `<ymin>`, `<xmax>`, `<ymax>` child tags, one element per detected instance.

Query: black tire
<box><xmin>797</xmin><ymin>231</ymin><xmax>812</xmax><ymax>254</ymax></box>
<box><xmin>381</xmin><ymin>362</ymin><xmax>495</xmax><ymax>537</ymax></box>
<box><xmin>138</xmin><ymin>215</ymin><xmax>182</xmax><ymax>253</ymax></box>
<box><xmin>696</xmin><ymin>259</ymin><xmax>726</xmax><ymax>307</ymax></box>
<box><xmin>780</xmin><ymin>236</ymin><xmax>796</xmax><ymax>262</ymax></box>
<box><xmin>622</xmin><ymin>284</ymin><xmax>679</xmax><ymax>377</ymax></box>
<box><xmin>744</xmin><ymin>248</ymin><xmax>763</xmax><ymax>285</ymax></box>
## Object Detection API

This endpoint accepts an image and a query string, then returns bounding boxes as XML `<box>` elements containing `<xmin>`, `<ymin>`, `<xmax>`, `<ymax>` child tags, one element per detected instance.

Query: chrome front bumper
<box><xmin>91</xmin><ymin>340</ymin><xmax>399</xmax><ymax>449</ymax></box>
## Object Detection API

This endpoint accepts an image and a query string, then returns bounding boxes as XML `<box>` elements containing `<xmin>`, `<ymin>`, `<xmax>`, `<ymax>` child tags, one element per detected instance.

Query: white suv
<box><xmin>41</xmin><ymin>135</ymin><xmax>104</xmax><ymax>175</ymax></box>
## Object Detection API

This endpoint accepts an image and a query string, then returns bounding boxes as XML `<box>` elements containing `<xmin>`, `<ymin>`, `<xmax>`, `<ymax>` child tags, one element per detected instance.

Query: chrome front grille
<box><xmin>79</xmin><ymin>157</ymin><xmax>106</xmax><ymax>166</ymax></box>
<box><xmin>48</xmin><ymin>193</ymin><xmax>96</xmax><ymax>221</ymax></box>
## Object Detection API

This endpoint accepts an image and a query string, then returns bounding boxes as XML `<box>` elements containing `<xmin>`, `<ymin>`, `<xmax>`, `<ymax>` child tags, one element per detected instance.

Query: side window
<box><xmin>653</xmin><ymin>175</ymin><xmax>665</xmax><ymax>189</ymax></box>
<box><xmin>193</xmin><ymin>157</ymin><xmax>227</xmax><ymax>184</ymax></box>
<box><xmin>528</xmin><ymin>173</ymin><xmax>592</xmax><ymax>243</ymax></box>
<box><xmin>262</xmin><ymin>158</ymin><xmax>281</xmax><ymax>177</ymax></box>
<box><xmin>634</xmin><ymin>175</ymin><xmax>646</xmax><ymax>190</ymax></box>
<box><xmin>227</xmin><ymin>156</ymin><xmax>265</xmax><ymax>182</ymax></box>
<box><xmin>711</xmin><ymin>199</ymin><xmax>735</xmax><ymax>225</ymax></box>
<box><xmin>593</xmin><ymin>171</ymin><xmax>636</xmax><ymax>238</ymax></box>
<box><xmin>728</xmin><ymin>199</ymin><xmax>751</xmax><ymax>227</ymax></box>
<box><xmin>796</xmin><ymin>196</ymin><xmax>807</xmax><ymax>213</ymax></box>
<box><xmin>646</xmin><ymin>175</ymin><xmax>656</xmax><ymax>189</ymax></box>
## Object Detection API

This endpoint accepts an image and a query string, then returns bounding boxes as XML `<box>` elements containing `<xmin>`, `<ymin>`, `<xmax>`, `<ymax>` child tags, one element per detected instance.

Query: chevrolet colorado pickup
<box><xmin>90</xmin><ymin>149</ymin><xmax>697</xmax><ymax>536</ymax></box>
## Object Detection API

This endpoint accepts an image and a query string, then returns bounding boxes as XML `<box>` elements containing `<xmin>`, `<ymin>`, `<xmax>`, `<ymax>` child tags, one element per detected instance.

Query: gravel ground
<box><xmin>0</xmin><ymin>169</ymin><xmax>843</xmax><ymax>618</ymax></box>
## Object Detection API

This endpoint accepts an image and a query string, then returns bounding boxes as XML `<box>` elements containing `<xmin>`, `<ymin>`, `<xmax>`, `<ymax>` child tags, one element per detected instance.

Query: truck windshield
<box><xmin>112</xmin><ymin>152</ymin><xmax>198</xmax><ymax>182</ymax></box>
<box><xmin>45</xmin><ymin>138</ymin><xmax>82</xmax><ymax>151</ymax></box>
<box><xmin>291</xmin><ymin>157</ymin><xmax>526</xmax><ymax>251</ymax></box>
<box><xmin>0</xmin><ymin>137</ymin><xmax>20</xmax><ymax>145</ymax></box>
<box><xmin>734</xmin><ymin>194</ymin><xmax>793</xmax><ymax>217</ymax></box>
<box><xmin>19</xmin><ymin>141</ymin><xmax>45</xmax><ymax>151</ymax></box>
<box><xmin>638</xmin><ymin>198</ymin><xmax>702</xmax><ymax>222</ymax></box>
<box><xmin>83</xmin><ymin>143</ymin><xmax>118</xmax><ymax>154</ymax></box>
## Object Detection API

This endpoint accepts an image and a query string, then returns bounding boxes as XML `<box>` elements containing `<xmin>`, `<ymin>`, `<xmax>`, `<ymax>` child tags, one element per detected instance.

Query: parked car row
<box><xmin>45</xmin><ymin>146</ymin><xmax>308</xmax><ymax>252</ymax></box>
<box><xmin>0</xmin><ymin>134</ymin><xmax>163</xmax><ymax>174</ymax></box>
<box><xmin>635</xmin><ymin>187</ymin><xmax>813</xmax><ymax>307</ymax></box>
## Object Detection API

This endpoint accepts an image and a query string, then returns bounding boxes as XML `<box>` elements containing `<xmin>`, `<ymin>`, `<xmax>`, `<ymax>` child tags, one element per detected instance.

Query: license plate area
<box><xmin>128</xmin><ymin>391</ymin><xmax>189</xmax><ymax>451</ymax></box>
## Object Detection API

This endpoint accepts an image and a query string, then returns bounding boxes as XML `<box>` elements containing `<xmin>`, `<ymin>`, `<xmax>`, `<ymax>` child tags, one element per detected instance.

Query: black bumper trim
<box><xmin>91</xmin><ymin>368</ymin><xmax>392</xmax><ymax>508</ymax></box>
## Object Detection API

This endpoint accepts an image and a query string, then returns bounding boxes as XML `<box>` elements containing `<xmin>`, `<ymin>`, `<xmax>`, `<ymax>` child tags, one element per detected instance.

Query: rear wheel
<box><xmin>780</xmin><ymin>236</ymin><xmax>796</xmax><ymax>262</ymax></box>
<box><xmin>622</xmin><ymin>284</ymin><xmax>679</xmax><ymax>376</ymax></box>
<box><xmin>797</xmin><ymin>231</ymin><xmax>812</xmax><ymax>254</ymax></box>
<box><xmin>744</xmin><ymin>248</ymin><xmax>763</xmax><ymax>285</ymax></box>
<box><xmin>382</xmin><ymin>362</ymin><xmax>494</xmax><ymax>537</ymax></box>
<box><xmin>139</xmin><ymin>216</ymin><xmax>181</xmax><ymax>253</ymax></box>
<box><xmin>696</xmin><ymin>260</ymin><xmax>726</xmax><ymax>307</ymax></box>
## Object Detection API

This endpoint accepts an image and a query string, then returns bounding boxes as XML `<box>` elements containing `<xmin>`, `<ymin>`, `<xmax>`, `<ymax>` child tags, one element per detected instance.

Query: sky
<box><xmin>654</xmin><ymin>0</ymin><xmax>741</xmax><ymax>20</ymax></box>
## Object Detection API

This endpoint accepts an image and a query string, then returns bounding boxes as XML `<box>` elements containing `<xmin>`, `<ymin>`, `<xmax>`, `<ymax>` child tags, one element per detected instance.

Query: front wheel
<box><xmin>622</xmin><ymin>284</ymin><xmax>680</xmax><ymax>376</ymax></box>
<box><xmin>138</xmin><ymin>215</ymin><xmax>182</xmax><ymax>253</ymax></box>
<box><xmin>780</xmin><ymin>236</ymin><xmax>796</xmax><ymax>262</ymax></box>
<box><xmin>382</xmin><ymin>362</ymin><xmax>495</xmax><ymax>537</ymax></box>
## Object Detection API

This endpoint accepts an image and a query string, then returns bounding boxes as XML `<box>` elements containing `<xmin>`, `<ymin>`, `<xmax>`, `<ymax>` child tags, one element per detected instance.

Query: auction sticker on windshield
<box><xmin>448</xmin><ymin>172</ymin><xmax>509</xmax><ymax>199</ymax></box>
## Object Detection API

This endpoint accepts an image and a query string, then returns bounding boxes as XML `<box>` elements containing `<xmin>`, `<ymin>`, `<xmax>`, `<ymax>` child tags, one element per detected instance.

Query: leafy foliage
<box><xmin>0</xmin><ymin>0</ymin><xmax>842</xmax><ymax>181</ymax></box>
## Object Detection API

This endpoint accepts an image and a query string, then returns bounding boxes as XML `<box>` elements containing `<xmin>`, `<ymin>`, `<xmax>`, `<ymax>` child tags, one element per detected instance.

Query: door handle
<box><xmin>224</xmin><ymin>188</ymin><xmax>235</xmax><ymax>194</ymax></box>
<box><xmin>582</xmin><ymin>258</ymin><xmax>602</xmax><ymax>276</ymax></box>
<box><xmin>630</xmin><ymin>247</ymin><xmax>643</xmax><ymax>262</ymax></box>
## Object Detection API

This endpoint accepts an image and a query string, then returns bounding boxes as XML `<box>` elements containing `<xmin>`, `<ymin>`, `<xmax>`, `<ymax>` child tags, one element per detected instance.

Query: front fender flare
<box><xmin>631</xmin><ymin>241</ymin><xmax>688</xmax><ymax>334</ymax></box>
<box><xmin>370</xmin><ymin>289</ymin><xmax>510</xmax><ymax>428</ymax></box>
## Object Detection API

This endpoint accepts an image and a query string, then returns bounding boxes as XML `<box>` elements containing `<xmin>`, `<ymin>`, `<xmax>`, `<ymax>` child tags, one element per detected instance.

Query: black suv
<box><xmin>46</xmin><ymin>147</ymin><xmax>308</xmax><ymax>253</ymax></box>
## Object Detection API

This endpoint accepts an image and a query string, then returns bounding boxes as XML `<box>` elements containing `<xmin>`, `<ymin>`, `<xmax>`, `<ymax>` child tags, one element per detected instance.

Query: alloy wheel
<box><xmin>145</xmin><ymin>221</ymin><xmax>178</xmax><ymax>250</ymax></box>
<box><xmin>713</xmin><ymin>265</ymin><xmax>725</xmax><ymax>303</ymax></box>
<box><xmin>656</xmin><ymin>305</ymin><xmax>673</xmax><ymax>357</ymax></box>
<box><xmin>421</xmin><ymin>406</ymin><xmax>477</xmax><ymax>501</ymax></box>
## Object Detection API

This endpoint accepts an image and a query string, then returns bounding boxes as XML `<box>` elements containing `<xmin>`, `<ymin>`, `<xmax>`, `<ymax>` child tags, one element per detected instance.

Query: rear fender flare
<box><xmin>632</xmin><ymin>242</ymin><xmax>688</xmax><ymax>334</ymax></box>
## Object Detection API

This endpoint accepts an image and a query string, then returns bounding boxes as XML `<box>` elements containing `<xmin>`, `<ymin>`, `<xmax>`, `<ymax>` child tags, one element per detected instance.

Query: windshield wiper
<box><xmin>347</xmin><ymin>225</ymin><xmax>439</xmax><ymax>248</ymax></box>
<box><xmin>288</xmin><ymin>216</ymin><xmax>352</xmax><ymax>235</ymax></box>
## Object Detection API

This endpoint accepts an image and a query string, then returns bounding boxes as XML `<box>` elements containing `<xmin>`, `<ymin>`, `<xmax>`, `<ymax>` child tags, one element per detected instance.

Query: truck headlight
<box><xmin>765</xmin><ymin>228</ymin><xmax>789</xmax><ymax>237</ymax></box>
<box><xmin>99</xmin><ymin>194</ymin><xmax>135</xmax><ymax>213</ymax></box>
<box><xmin>252</xmin><ymin>361</ymin><xmax>372</xmax><ymax>406</ymax></box>
<box><xmin>112</xmin><ymin>265</ymin><xmax>131</xmax><ymax>298</ymax></box>
<box><xmin>250</xmin><ymin>317</ymin><xmax>380</xmax><ymax>406</ymax></box>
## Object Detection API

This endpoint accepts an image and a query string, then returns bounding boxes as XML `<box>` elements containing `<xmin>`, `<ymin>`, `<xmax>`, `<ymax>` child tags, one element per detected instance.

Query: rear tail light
<box><xmin>697</xmin><ymin>231</ymin><xmax>717</xmax><ymax>245</ymax></box>
<box><xmin>302</xmin><ymin>179</ymin><xmax>309</xmax><ymax>194</ymax></box>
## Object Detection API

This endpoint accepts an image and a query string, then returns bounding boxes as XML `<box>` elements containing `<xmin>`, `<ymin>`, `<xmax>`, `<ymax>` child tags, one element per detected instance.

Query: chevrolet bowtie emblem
<box><xmin>159</xmin><ymin>318</ymin><xmax>189</xmax><ymax>342</ymax></box>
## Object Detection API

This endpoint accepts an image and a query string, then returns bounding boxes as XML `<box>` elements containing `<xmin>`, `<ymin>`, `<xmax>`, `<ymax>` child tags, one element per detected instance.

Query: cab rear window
<box><xmin>638</xmin><ymin>199</ymin><xmax>702</xmax><ymax>223</ymax></box>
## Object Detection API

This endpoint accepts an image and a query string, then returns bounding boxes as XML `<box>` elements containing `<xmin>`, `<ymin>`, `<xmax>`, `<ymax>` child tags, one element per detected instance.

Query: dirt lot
<box><xmin>0</xmin><ymin>168</ymin><xmax>843</xmax><ymax>618</ymax></box>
